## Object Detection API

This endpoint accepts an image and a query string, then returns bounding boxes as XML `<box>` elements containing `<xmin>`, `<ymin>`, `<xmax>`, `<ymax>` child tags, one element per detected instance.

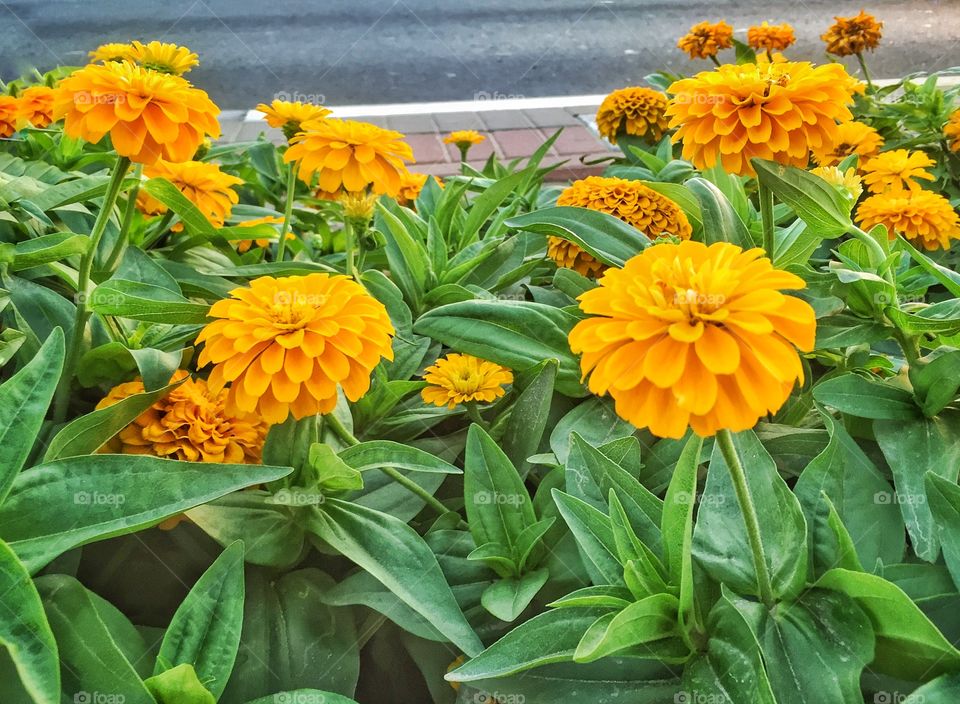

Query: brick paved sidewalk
<box><xmin>218</xmin><ymin>97</ymin><xmax>620</xmax><ymax>183</ymax></box>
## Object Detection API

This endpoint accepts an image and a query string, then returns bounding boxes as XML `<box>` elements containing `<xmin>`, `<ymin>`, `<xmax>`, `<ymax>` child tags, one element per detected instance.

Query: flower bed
<box><xmin>1</xmin><ymin>12</ymin><xmax>960</xmax><ymax>704</ymax></box>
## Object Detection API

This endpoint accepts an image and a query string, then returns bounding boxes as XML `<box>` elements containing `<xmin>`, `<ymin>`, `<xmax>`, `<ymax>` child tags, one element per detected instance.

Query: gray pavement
<box><xmin>2</xmin><ymin>1</ymin><xmax>959</xmax><ymax>109</ymax></box>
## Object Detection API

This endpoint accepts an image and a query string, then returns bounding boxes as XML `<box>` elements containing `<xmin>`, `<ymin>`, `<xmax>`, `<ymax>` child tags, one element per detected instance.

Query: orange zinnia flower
<box><xmin>813</xmin><ymin>120</ymin><xmax>884</xmax><ymax>166</ymax></box>
<box><xmin>17</xmin><ymin>86</ymin><xmax>56</xmax><ymax>128</ymax></box>
<box><xmin>139</xmin><ymin>159</ymin><xmax>243</xmax><ymax>231</ymax></box>
<box><xmin>0</xmin><ymin>95</ymin><xmax>21</xmax><ymax>137</ymax></box>
<box><xmin>596</xmin><ymin>87</ymin><xmax>670</xmax><ymax>144</ymax></box>
<box><xmin>822</xmin><ymin>11</ymin><xmax>883</xmax><ymax>57</ymax></box>
<box><xmin>857</xmin><ymin>190</ymin><xmax>960</xmax><ymax>251</ymax></box>
<box><xmin>677</xmin><ymin>21</ymin><xmax>735</xmax><ymax>61</ymax></box>
<box><xmin>946</xmin><ymin>110</ymin><xmax>960</xmax><ymax>153</ymax></box>
<box><xmin>861</xmin><ymin>149</ymin><xmax>936</xmax><ymax>194</ymax></box>
<box><xmin>747</xmin><ymin>22</ymin><xmax>796</xmax><ymax>52</ymax></box>
<box><xmin>257</xmin><ymin>99</ymin><xmax>332</xmax><ymax>140</ymax></box>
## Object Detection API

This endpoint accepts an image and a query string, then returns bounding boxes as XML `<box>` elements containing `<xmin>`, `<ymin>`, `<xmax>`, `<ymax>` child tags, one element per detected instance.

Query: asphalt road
<box><xmin>2</xmin><ymin>0</ymin><xmax>960</xmax><ymax>109</ymax></box>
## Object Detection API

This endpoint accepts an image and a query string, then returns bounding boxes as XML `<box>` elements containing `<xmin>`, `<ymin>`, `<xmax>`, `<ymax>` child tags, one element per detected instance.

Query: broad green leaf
<box><xmin>552</xmin><ymin>489</ymin><xmax>623</xmax><ymax>585</ymax></box>
<box><xmin>549</xmin><ymin>397</ymin><xmax>635</xmax><ymax>463</ymax></box>
<box><xmin>686</xmin><ymin>177</ymin><xmax>752</xmax><ymax>248</ymax></box>
<box><xmin>911</xmin><ymin>673</ymin><xmax>960</xmax><ymax>703</ymax></box>
<box><xmin>338</xmin><ymin>440</ymin><xmax>460</xmax><ymax>474</ymax></box>
<box><xmin>573</xmin><ymin>593</ymin><xmax>681</xmax><ymax>663</ymax></box>
<box><xmin>0</xmin><ymin>328</ymin><xmax>63</xmax><ymax>502</ymax></box>
<box><xmin>925</xmin><ymin>473</ymin><xmax>960</xmax><ymax>592</ymax></box>
<box><xmin>753</xmin><ymin>159</ymin><xmax>852</xmax><ymax>237</ymax></box>
<box><xmin>0</xmin><ymin>539</ymin><xmax>58</xmax><ymax>704</ymax></box>
<box><xmin>376</xmin><ymin>203</ymin><xmax>429</xmax><ymax>311</ymax></box>
<box><xmin>501</xmin><ymin>359</ymin><xmax>557</xmax><ymax>477</ymax></box>
<box><xmin>91</xmin><ymin>279</ymin><xmax>210</xmax><ymax>324</ymax></box>
<box><xmin>155</xmin><ymin>541</ymin><xmax>245</xmax><ymax>699</ymax></box>
<box><xmin>911</xmin><ymin>349</ymin><xmax>960</xmax><ymax>417</ymax></box>
<box><xmin>548</xmin><ymin>585</ymin><xmax>634</xmax><ymax>610</ymax></box>
<box><xmin>144</xmin><ymin>663</ymin><xmax>215</xmax><ymax>704</ymax></box>
<box><xmin>480</xmin><ymin>569</ymin><xmax>549</xmax><ymax>622</ymax></box>
<box><xmin>0</xmin><ymin>455</ymin><xmax>291</xmax><ymax>572</ymax></box>
<box><xmin>143</xmin><ymin>178</ymin><xmax>216</xmax><ymax>236</ymax></box>
<box><xmin>7</xmin><ymin>233</ymin><xmax>88</xmax><ymax>271</ymax></box>
<box><xmin>812</xmin><ymin>374</ymin><xmax>919</xmax><ymax>420</ymax></box>
<box><xmin>461</xmin><ymin>169</ymin><xmax>529</xmax><ymax>244</ymax></box>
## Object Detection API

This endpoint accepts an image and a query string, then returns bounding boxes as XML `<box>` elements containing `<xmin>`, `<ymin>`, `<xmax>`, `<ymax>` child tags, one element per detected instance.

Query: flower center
<box><xmin>268</xmin><ymin>292</ymin><xmax>324</xmax><ymax>328</ymax></box>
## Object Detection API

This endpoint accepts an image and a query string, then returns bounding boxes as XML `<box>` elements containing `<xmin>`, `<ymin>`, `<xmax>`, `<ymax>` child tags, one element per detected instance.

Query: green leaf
<box><xmin>144</xmin><ymin>663</ymin><xmax>215</xmax><ymax>704</ymax></box>
<box><xmin>812</xmin><ymin>374</ymin><xmax>919</xmax><ymax>420</ymax></box>
<box><xmin>506</xmin><ymin>206</ymin><xmax>650</xmax><ymax>267</ymax></box>
<box><xmin>547</xmin><ymin>585</ymin><xmax>634</xmax><ymax>610</ymax></box>
<box><xmin>414</xmin><ymin>299</ymin><xmax>583</xmax><ymax>396</ymax></box>
<box><xmin>640</xmin><ymin>180</ymin><xmax>703</xmax><ymax>234</ymax></box>
<box><xmin>480</xmin><ymin>569</ymin><xmax>549</xmax><ymax>622</ymax></box>
<box><xmin>376</xmin><ymin>203</ymin><xmax>429</xmax><ymax>311</ymax></box>
<box><xmin>155</xmin><ymin>542</ymin><xmax>245</xmax><ymax>699</ymax></box>
<box><xmin>552</xmin><ymin>489</ymin><xmax>622</xmax><ymax>585</ymax></box>
<box><xmin>753</xmin><ymin>159</ymin><xmax>852</xmax><ymax>237</ymax></box>
<box><xmin>8</xmin><ymin>233</ymin><xmax>88</xmax><ymax>271</ymax></box>
<box><xmin>338</xmin><ymin>440</ymin><xmax>460</xmax><ymax>474</ymax></box>
<box><xmin>686</xmin><ymin>177</ymin><xmax>752</xmax><ymax>248</ymax></box>
<box><xmin>461</xmin><ymin>169</ymin><xmax>529</xmax><ymax>244</ymax></box>
<box><xmin>876</xmin><ymin>414</ymin><xmax>960</xmax><ymax>562</ymax></box>
<box><xmin>573</xmin><ymin>593</ymin><xmax>681</xmax><ymax>663</ymax></box>
<box><xmin>91</xmin><ymin>279</ymin><xmax>211</xmax><ymax>324</ymax></box>
<box><xmin>0</xmin><ymin>455</ymin><xmax>291</xmax><ymax>573</ymax></box>
<box><xmin>306</xmin><ymin>444</ymin><xmax>363</xmax><ymax>494</ymax></box>
<box><xmin>305</xmin><ymin>499</ymin><xmax>483</xmax><ymax>656</ymax></box>
<box><xmin>692</xmin><ymin>430</ymin><xmax>807</xmax><ymax>600</ymax></box>
<box><xmin>925</xmin><ymin>473</ymin><xmax>960</xmax><ymax>592</ymax></box>
<box><xmin>144</xmin><ymin>177</ymin><xmax>216</xmax><ymax>236</ymax></box>
<box><xmin>910</xmin><ymin>673</ymin><xmax>960</xmax><ymax>703</ymax></box>
<box><xmin>817</xmin><ymin>568</ymin><xmax>960</xmax><ymax>680</ymax></box>
<box><xmin>501</xmin><ymin>359</ymin><xmax>557</xmax><ymax>477</ymax></box>
<box><xmin>911</xmin><ymin>349</ymin><xmax>960</xmax><ymax>417</ymax></box>
<box><xmin>0</xmin><ymin>328</ymin><xmax>63</xmax><ymax>503</ymax></box>
<box><xmin>0</xmin><ymin>539</ymin><xmax>59</xmax><ymax>704</ymax></box>
<box><xmin>445</xmin><ymin>609</ymin><xmax>603</xmax><ymax>682</ymax></box>
<box><xmin>549</xmin><ymin>397</ymin><xmax>635</xmax><ymax>463</ymax></box>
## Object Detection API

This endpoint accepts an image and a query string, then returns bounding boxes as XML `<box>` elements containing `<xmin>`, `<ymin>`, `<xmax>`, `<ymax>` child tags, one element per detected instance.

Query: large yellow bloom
<box><xmin>97</xmin><ymin>370</ymin><xmax>268</xmax><ymax>463</ymax></box>
<box><xmin>0</xmin><ymin>95</ymin><xmax>21</xmax><ymax>137</ymax></box>
<box><xmin>257</xmin><ymin>99</ymin><xmax>332</xmax><ymax>139</ymax></box>
<box><xmin>677</xmin><ymin>21</ymin><xmax>735</xmax><ymax>61</ymax></box>
<box><xmin>139</xmin><ymin>159</ymin><xmax>242</xmax><ymax>231</ymax></box>
<box><xmin>596</xmin><ymin>87</ymin><xmax>669</xmax><ymax>144</ymax></box>
<box><xmin>196</xmin><ymin>274</ymin><xmax>395</xmax><ymax>424</ymax></box>
<box><xmin>861</xmin><ymin>149</ymin><xmax>935</xmax><ymax>194</ymax></box>
<box><xmin>421</xmin><ymin>354</ymin><xmax>513</xmax><ymax>409</ymax></box>
<box><xmin>857</xmin><ymin>190</ymin><xmax>960</xmax><ymax>251</ymax></box>
<box><xmin>128</xmin><ymin>41</ymin><xmax>199</xmax><ymax>75</ymax></box>
<box><xmin>549</xmin><ymin>176</ymin><xmax>692</xmax><ymax>277</ymax></box>
<box><xmin>17</xmin><ymin>86</ymin><xmax>55</xmax><ymax>128</ymax></box>
<box><xmin>813</xmin><ymin>120</ymin><xmax>884</xmax><ymax>166</ymax></box>
<box><xmin>52</xmin><ymin>61</ymin><xmax>220</xmax><ymax>164</ymax></box>
<box><xmin>667</xmin><ymin>61</ymin><xmax>858</xmax><ymax>176</ymax></box>
<box><xmin>946</xmin><ymin>110</ymin><xmax>960</xmax><ymax>153</ymax></box>
<box><xmin>822</xmin><ymin>11</ymin><xmax>883</xmax><ymax>57</ymax></box>
<box><xmin>284</xmin><ymin>118</ymin><xmax>414</xmax><ymax>196</ymax></box>
<box><xmin>747</xmin><ymin>22</ymin><xmax>796</xmax><ymax>52</ymax></box>
<box><xmin>569</xmin><ymin>241</ymin><xmax>816</xmax><ymax>439</ymax></box>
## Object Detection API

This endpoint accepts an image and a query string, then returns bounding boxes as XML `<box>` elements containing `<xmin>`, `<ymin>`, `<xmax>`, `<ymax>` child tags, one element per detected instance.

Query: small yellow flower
<box><xmin>810</xmin><ymin>165</ymin><xmax>863</xmax><ymax>201</ymax></box>
<box><xmin>569</xmin><ymin>240</ymin><xmax>816</xmax><ymax>439</ymax></box>
<box><xmin>97</xmin><ymin>370</ymin><xmax>268</xmax><ymax>463</ymax></box>
<box><xmin>257</xmin><ymin>99</ymin><xmax>332</xmax><ymax>140</ymax></box>
<box><xmin>396</xmin><ymin>171</ymin><xmax>442</xmax><ymax>206</ymax></box>
<box><xmin>340</xmin><ymin>190</ymin><xmax>379</xmax><ymax>223</ymax></box>
<box><xmin>0</xmin><ymin>95</ymin><xmax>22</xmax><ymax>137</ymax></box>
<box><xmin>89</xmin><ymin>42</ymin><xmax>135</xmax><ymax>63</ymax></box>
<box><xmin>861</xmin><ymin>149</ymin><xmax>935</xmax><ymax>194</ymax></box>
<box><xmin>747</xmin><ymin>22</ymin><xmax>796</xmax><ymax>52</ymax></box>
<box><xmin>421</xmin><ymin>353</ymin><xmax>513</xmax><ymax>409</ymax></box>
<box><xmin>128</xmin><ymin>40</ymin><xmax>199</xmax><ymax>75</ymax></box>
<box><xmin>857</xmin><ymin>190</ymin><xmax>960</xmax><ymax>251</ymax></box>
<box><xmin>822</xmin><ymin>11</ymin><xmax>883</xmax><ymax>57</ymax></box>
<box><xmin>17</xmin><ymin>86</ymin><xmax>56</xmax><ymax>128</ymax></box>
<box><xmin>196</xmin><ymin>274</ymin><xmax>395</xmax><ymax>424</ymax></box>
<box><xmin>444</xmin><ymin>130</ymin><xmax>485</xmax><ymax>148</ymax></box>
<box><xmin>596</xmin><ymin>87</ymin><xmax>669</xmax><ymax>144</ymax></box>
<box><xmin>946</xmin><ymin>110</ymin><xmax>960</xmax><ymax>153</ymax></box>
<box><xmin>235</xmin><ymin>215</ymin><xmax>293</xmax><ymax>253</ymax></box>
<box><xmin>139</xmin><ymin>159</ymin><xmax>243</xmax><ymax>231</ymax></box>
<box><xmin>813</xmin><ymin>120</ymin><xmax>884</xmax><ymax>166</ymax></box>
<box><xmin>677</xmin><ymin>21</ymin><xmax>735</xmax><ymax>61</ymax></box>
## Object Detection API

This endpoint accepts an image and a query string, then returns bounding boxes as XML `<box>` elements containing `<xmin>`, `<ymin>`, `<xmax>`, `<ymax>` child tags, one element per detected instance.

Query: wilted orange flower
<box><xmin>17</xmin><ymin>86</ymin><xmax>56</xmax><ymax>128</ymax></box>
<box><xmin>89</xmin><ymin>42</ymin><xmax>135</xmax><ymax>63</ymax></box>
<box><xmin>285</xmin><ymin>118</ymin><xmax>414</xmax><ymax>196</ymax></box>
<box><xmin>196</xmin><ymin>274</ymin><xmax>395</xmax><ymax>424</ymax></box>
<box><xmin>677</xmin><ymin>21</ymin><xmax>735</xmax><ymax>60</ymax></box>
<box><xmin>0</xmin><ymin>95</ymin><xmax>21</xmax><ymax>137</ymax></box>
<box><xmin>813</xmin><ymin>120</ymin><xmax>884</xmax><ymax>166</ymax></box>
<box><xmin>257</xmin><ymin>99</ymin><xmax>332</xmax><ymax>140</ymax></box>
<box><xmin>822</xmin><ymin>11</ymin><xmax>883</xmax><ymax>57</ymax></box>
<box><xmin>52</xmin><ymin>61</ymin><xmax>220</xmax><ymax>164</ymax></box>
<box><xmin>569</xmin><ymin>240</ymin><xmax>816</xmax><ymax>439</ymax></box>
<box><xmin>747</xmin><ymin>22</ymin><xmax>796</xmax><ymax>52</ymax></box>
<box><xmin>128</xmin><ymin>40</ymin><xmax>199</xmax><ymax>75</ymax></box>
<box><xmin>667</xmin><ymin>61</ymin><xmax>858</xmax><ymax>176</ymax></box>
<box><xmin>97</xmin><ymin>370</ymin><xmax>268</xmax><ymax>463</ymax></box>
<box><xmin>857</xmin><ymin>190</ymin><xmax>960</xmax><ymax>251</ymax></box>
<box><xmin>596</xmin><ymin>87</ymin><xmax>669</xmax><ymax>144</ymax></box>
<box><xmin>421</xmin><ymin>353</ymin><xmax>513</xmax><ymax>409</ymax></box>
<box><xmin>443</xmin><ymin>130</ymin><xmax>485</xmax><ymax>147</ymax></box>
<box><xmin>139</xmin><ymin>160</ymin><xmax>242</xmax><ymax>231</ymax></box>
<box><xmin>235</xmin><ymin>215</ymin><xmax>293</xmax><ymax>253</ymax></box>
<box><xmin>861</xmin><ymin>149</ymin><xmax>935</xmax><ymax>194</ymax></box>
<box><xmin>397</xmin><ymin>171</ymin><xmax>442</xmax><ymax>206</ymax></box>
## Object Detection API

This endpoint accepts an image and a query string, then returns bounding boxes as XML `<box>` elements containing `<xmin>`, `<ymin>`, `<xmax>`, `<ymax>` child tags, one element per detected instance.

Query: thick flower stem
<box><xmin>856</xmin><ymin>53</ymin><xmax>875</xmax><ymax>91</ymax></box>
<box><xmin>716</xmin><ymin>429</ymin><xmax>776</xmax><ymax>607</ymax></box>
<box><xmin>847</xmin><ymin>225</ymin><xmax>894</xmax><ymax>285</ymax></box>
<box><xmin>54</xmin><ymin>156</ymin><xmax>131</xmax><ymax>423</ymax></box>
<box><xmin>758</xmin><ymin>181</ymin><xmax>776</xmax><ymax>263</ymax></box>
<box><xmin>103</xmin><ymin>163</ymin><xmax>142</xmax><ymax>273</ymax></box>
<box><xmin>277</xmin><ymin>162</ymin><xmax>297</xmax><ymax>261</ymax></box>
<box><xmin>325</xmin><ymin>411</ymin><xmax>467</xmax><ymax>528</ymax></box>
<box><xmin>342</xmin><ymin>218</ymin><xmax>356</xmax><ymax>277</ymax></box>
<box><xmin>465</xmin><ymin>402</ymin><xmax>490</xmax><ymax>431</ymax></box>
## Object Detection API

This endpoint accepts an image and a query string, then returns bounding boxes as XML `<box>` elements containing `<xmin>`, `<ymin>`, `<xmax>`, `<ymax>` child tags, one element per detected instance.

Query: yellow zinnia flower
<box><xmin>196</xmin><ymin>274</ymin><xmax>395</xmax><ymax>424</ymax></box>
<box><xmin>0</xmin><ymin>95</ymin><xmax>21</xmax><ymax>137</ymax></box>
<box><xmin>861</xmin><ymin>149</ymin><xmax>935</xmax><ymax>194</ymax></box>
<box><xmin>443</xmin><ymin>130</ymin><xmax>485</xmax><ymax>147</ymax></box>
<box><xmin>822</xmin><ymin>11</ymin><xmax>883</xmax><ymax>57</ymax></box>
<box><xmin>569</xmin><ymin>240</ymin><xmax>816</xmax><ymax>439</ymax></box>
<box><xmin>747</xmin><ymin>22</ymin><xmax>796</xmax><ymax>52</ymax></box>
<box><xmin>128</xmin><ymin>40</ymin><xmax>199</xmax><ymax>75</ymax></box>
<box><xmin>857</xmin><ymin>190</ymin><xmax>960</xmax><ymax>251</ymax></box>
<box><xmin>596</xmin><ymin>87</ymin><xmax>669</xmax><ymax>144</ymax></box>
<box><xmin>139</xmin><ymin>159</ymin><xmax>243</xmax><ymax>231</ymax></box>
<box><xmin>97</xmin><ymin>370</ymin><xmax>268</xmax><ymax>463</ymax></box>
<box><xmin>89</xmin><ymin>42</ymin><xmax>135</xmax><ymax>63</ymax></box>
<box><xmin>810</xmin><ymin>165</ymin><xmax>863</xmax><ymax>201</ymax></box>
<box><xmin>677</xmin><ymin>21</ymin><xmax>735</xmax><ymax>61</ymax></box>
<box><xmin>397</xmin><ymin>171</ymin><xmax>442</xmax><ymax>206</ymax></box>
<box><xmin>52</xmin><ymin>61</ymin><xmax>220</xmax><ymax>165</ymax></box>
<box><xmin>421</xmin><ymin>353</ymin><xmax>513</xmax><ymax>409</ymax></box>
<box><xmin>257</xmin><ymin>99</ymin><xmax>332</xmax><ymax>140</ymax></box>
<box><xmin>549</xmin><ymin>176</ymin><xmax>692</xmax><ymax>277</ymax></box>
<box><xmin>667</xmin><ymin>61</ymin><xmax>858</xmax><ymax>176</ymax></box>
<box><xmin>17</xmin><ymin>86</ymin><xmax>56</xmax><ymax>128</ymax></box>
<box><xmin>235</xmin><ymin>215</ymin><xmax>294</xmax><ymax>253</ymax></box>
<box><xmin>284</xmin><ymin>118</ymin><xmax>414</xmax><ymax>196</ymax></box>
<box><xmin>946</xmin><ymin>110</ymin><xmax>960</xmax><ymax>153</ymax></box>
<box><xmin>813</xmin><ymin>120</ymin><xmax>884</xmax><ymax>166</ymax></box>
<box><xmin>339</xmin><ymin>190</ymin><xmax>379</xmax><ymax>223</ymax></box>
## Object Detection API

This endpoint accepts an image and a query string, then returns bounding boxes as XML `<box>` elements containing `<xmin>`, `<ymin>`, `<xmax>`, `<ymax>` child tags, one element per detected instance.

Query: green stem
<box><xmin>342</xmin><ymin>218</ymin><xmax>356</xmax><ymax>277</ymax></box>
<box><xmin>856</xmin><ymin>53</ymin><xmax>874</xmax><ymax>91</ymax></box>
<box><xmin>716</xmin><ymin>429</ymin><xmax>776</xmax><ymax>607</ymax></box>
<box><xmin>141</xmin><ymin>211</ymin><xmax>174</xmax><ymax>249</ymax></box>
<box><xmin>277</xmin><ymin>162</ymin><xmax>297</xmax><ymax>261</ymax></box>
<box><xmin>465</xmin><ymin>402</ymin><xmax>490</xmax><ymax>431</ymax></box>
<box><xmin>457</xmin><ymin>144</ymin><xmax>469</xmax><ymax>163</ymax></box>
<box><xmin>893</xmin><ymin>328</ymin><xmax>921</xmax><ymax>366</ymax></box>
<box><xmin>103</xmin><ymin>163</ymin><xmax>142</xmax><ymax>273</ymax></box>
<box><xmin>847</xmin><ymin>225</ymin><xmax>894</xmax><ymax>285</ymax></box>
<box><xmin>53</xmin><ymin>156</ymin><xmax>131</xmax><ymax>423</ymax></box>
<box><xmin>758</xmin><ymin>181</ymin><xmax>776</xmax><ymax>263</ymax></box>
